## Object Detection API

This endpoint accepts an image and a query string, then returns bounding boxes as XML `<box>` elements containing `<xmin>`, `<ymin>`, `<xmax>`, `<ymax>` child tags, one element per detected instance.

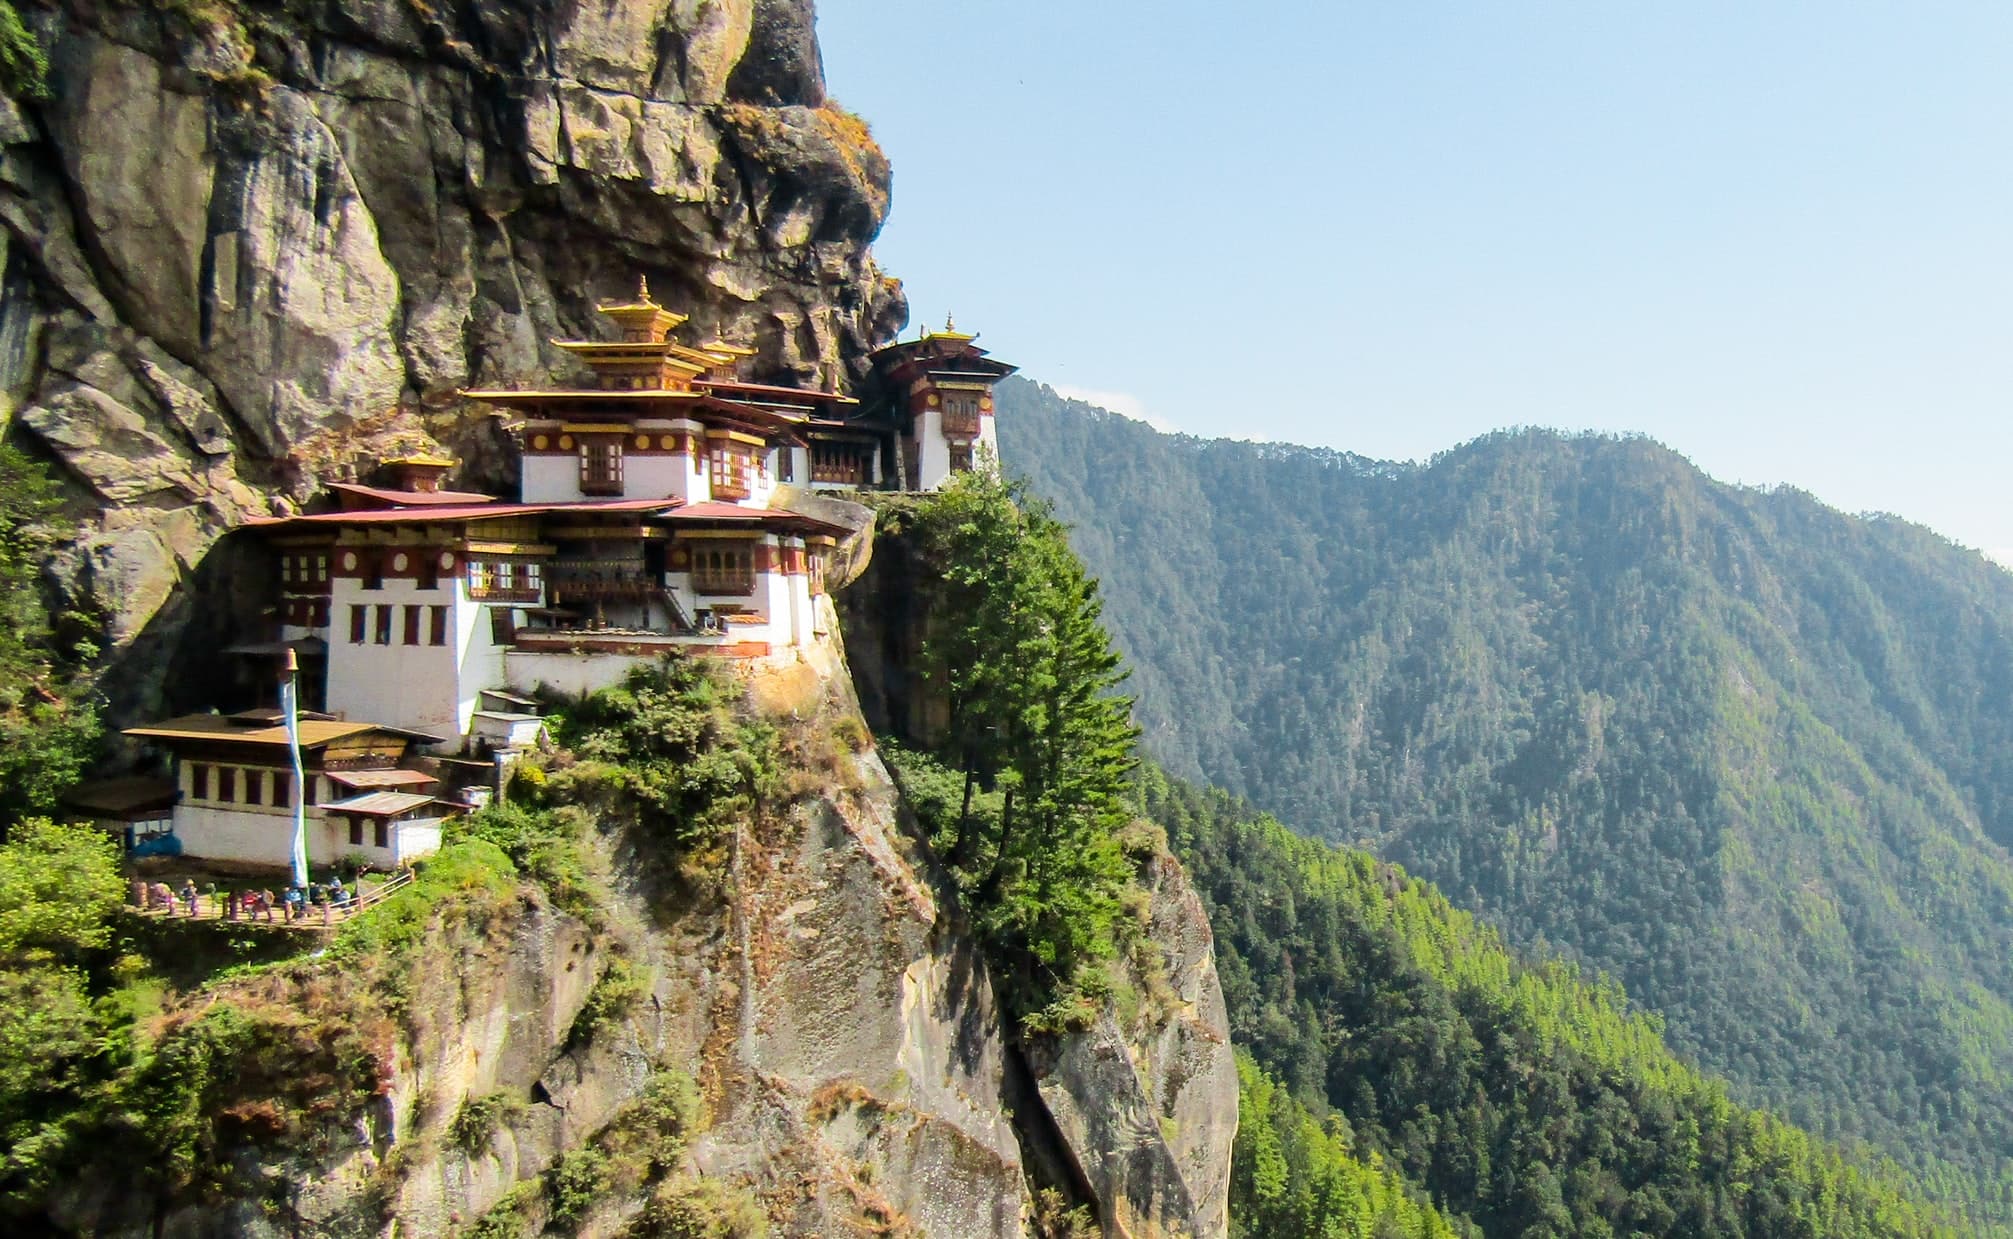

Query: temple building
<box><xmin>854</xmin><ymin>319</ymin><xmax>1018</xmax><ymax>491</ymax></box>
<box><xmin>105</xmin><ymin>281</ymin><xmax>1011</xmax><ymax>867</ymax></box>
<box><xmin>118</xmin><ymin>712</ymin><xmax>454</xmax><ymax>868</ymax></box>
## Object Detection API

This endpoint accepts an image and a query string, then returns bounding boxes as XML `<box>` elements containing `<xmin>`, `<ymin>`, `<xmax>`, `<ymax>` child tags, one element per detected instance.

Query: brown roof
<box><xmin>325</xmin><ymin>768</ymin><xmax>439</xmax><ymax>791</ymax></box>
<box><xmin>316</xmin><ymin>791</ymin><xmax>448</xmax><ymax>818</ymax></box>
<box><xmin>701</xmin><ymin>379</ymin><xmax>858</xmax><ymax>405</ymax></box>
<box><xmin>63</xmin><ymin>775</ymin><xmax>178</xmax><ymax>816</ymax></box>
<box><xmin>328</xmin><ymin>482</ymin><xmax>501</xmax><ymax>508</ymax></box>
<box><xmin>652</xmin><ymin>502</ymin><xmax>850</xmax><ymax>537</ymax></box>
<box><xmin>124</xmin><ymin>714</ymin><xmax>441</xmax><ymax>747</ymax></box>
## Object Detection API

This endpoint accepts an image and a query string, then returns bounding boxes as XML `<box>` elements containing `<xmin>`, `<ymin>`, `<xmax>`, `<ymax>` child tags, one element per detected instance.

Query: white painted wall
<box><xmin>978</xmin><ymin>411</ymin><xmax>1000</xmax><ymax>474</ymax></box>
<box><xmin>453</xmin><ymin>584</ymin><xmax>513</xmax><ymax>740</ymax></box>
<box><xmin>326</xmin><ymin>577</ymin><xmax>464</xmax><ymax>740</ymax></box>
<box><xmin>174</xmin><ymin>804</ymin><xmax>302</xmax><ymax>867</ymax></box>
<box><xmin>504</xmin><ymin>649</ymin><xmax>652</xmax><ymax>699</ymax></box>
<box><xmin>521</xmin><ymin>455</ymin><xmax>584</xmax><ymax>503</ymax></box>
<box><xmin>622</xmin><ymin>455</ymin><xmax>688</xmax><ymax>501</ymax></box>
<box><xmin>168</xmin><ymin>802</ymin><xmax>425</xmax><ymax>870</ymax></box>
<box><xmin>914</xmin><ymin>407</ymin><xmax>953</xmax><ymax>491</ymax></box>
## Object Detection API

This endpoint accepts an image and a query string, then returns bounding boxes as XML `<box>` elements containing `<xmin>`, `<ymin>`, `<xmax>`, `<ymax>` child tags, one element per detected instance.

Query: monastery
<box><xmin>81</xmin><ymin>283</ymin><xmax>1015</xmax><ymax>871</ymax></box>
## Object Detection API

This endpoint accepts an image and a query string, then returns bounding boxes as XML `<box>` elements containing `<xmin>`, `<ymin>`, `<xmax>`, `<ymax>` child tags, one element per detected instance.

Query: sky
<box><xmin>814</xmin><ymin>2</ymin><xmax>2013</xmax><ymax>561</ymax></box>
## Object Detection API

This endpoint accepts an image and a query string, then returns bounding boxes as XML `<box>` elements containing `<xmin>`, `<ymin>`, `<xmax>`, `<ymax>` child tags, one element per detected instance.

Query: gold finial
<box><xmin>945</xmin><ymin>312</ymin><xmax>956</xmax><ymax>332</ymax></box>
<box><xmin>637</xmin><ymin>274</ymin><xmax>653</xmax><ymax>304</ymax></box>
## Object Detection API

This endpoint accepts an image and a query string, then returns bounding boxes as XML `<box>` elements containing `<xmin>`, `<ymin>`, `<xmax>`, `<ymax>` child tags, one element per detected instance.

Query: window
<box><xmin>429</xmin><ymin>605</ymin><xmax>448</xmax><ymax>646</ymax></box>
<box><xmin>374</xmin><ymin>819</ymin><xmax>390</xmax><ymax>848</ymax></box>
<box><xmin>270</xmin><ymin>770</ymin><xmax>289</xmax><ymax>807</ymax></box>
<box><xmin>468</xmin><ymin>560</ymin><xmax>541</xmax><ymax>603</ymax></box>
<box><xmin>313</xmin><ymin>598</ymin><xmax>331</xmax><ymax>629</ymax></box>
<box><xmin>708</xmin><ymin>441</ymin><xmax>751</xmax><ymax>499</ymax></box>
<box><xmin>361</xmin><ymin>551</ymin><xmax>383</xmax><ymax>591</ymax></box>
<box><xmin>943</xmin><ymin>393</ymin><xmax>983</xmax><ymax>436</ymax></box>
<box><xmin>314</xmin><ymin>553</ymin><xmax>329</xmax><ymax>584</ymax></box>
<box><xmin>280</xmin><ymin>555</ymin><xmax>295</xmax><ymax>587</ymax></box>
<box><xmin>403</xmin><ymin>605</ymin><xmax>421</xmax><ymax>646</ymax></box>
<box><xmin>243</xmin><ymin>769</ymin><xmax>262</xmax><ymax>806</ymax></box>
<box><xmin>579</xmin><ymin>438</ymin><xmax>623</xmax><ymax>495</ymax></box>
<box><xmin>350</xmin><ymin>605</ymin><xmax>367</xmax><ymax>644</ymax></box>
<box><xmin>810</xmin><ymin>442</ymin><xmax>871</xmax><ymax>485</ymax></box>
<box><xmin>218</xmin><ymin>767</ymin><xmax>237</xmax><ymax>803</ymax></box>
<box><xmin>191</xmin><ymin>763</ymin><xmax>208</xmax><ymax>800</ymax></box>
<box><xmin>417</xmin><ymin>556</ymin><xmax>438</xmax><ymax>590</ymax></box>
<box><xmin>692</xmin><ymin>544</ymin><xmax>755</xmax><ymax>595</ymax></box>
<box><xmin>777</xmin><ymin>448</ymin><xmax>794</xmax><ymax>483</ymax></box>
<box><xmin>349</xmin><ymin>817</ymin><xmax>363</xmax><ymax>847</ymax></box>
<box><xmin>375</xmin><ymin>604</ymin><xmax>393</xmax><ymax>645</ymax></box>
<box><xmin>948</xmin><ymin>444</ymin><xmax>974</xmax><ymax>473</ymax></box>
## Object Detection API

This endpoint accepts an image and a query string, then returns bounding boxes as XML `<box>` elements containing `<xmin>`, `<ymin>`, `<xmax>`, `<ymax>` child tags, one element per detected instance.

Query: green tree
<box><xmin>891</xmin><ymin>470</ymin><xmax>1144</xmax><ymax>1023</ymax></box>
<box><xmin>0</xmin><ymin>444</ymin><xmax>98</xmax><ymax>830</ymax></box>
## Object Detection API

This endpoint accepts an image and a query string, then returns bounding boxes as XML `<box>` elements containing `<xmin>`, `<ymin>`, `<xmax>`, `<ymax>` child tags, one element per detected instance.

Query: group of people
<box><xmin>131</xmin><ymin>874</ymin><xmax>363</xmax><ymax>923</ymax></box>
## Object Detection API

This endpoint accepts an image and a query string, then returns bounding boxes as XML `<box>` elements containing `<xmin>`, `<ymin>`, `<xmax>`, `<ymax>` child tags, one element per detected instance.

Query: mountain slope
<box><xmin>997</xmin><ymin>377</ymin><xmax>2013</xmax><ymax>1219</ymax></box>
<box><xmin>1155</xmin><ymin>765</ymin><xmax>1963</xmax><ymax>1238</ymax></box>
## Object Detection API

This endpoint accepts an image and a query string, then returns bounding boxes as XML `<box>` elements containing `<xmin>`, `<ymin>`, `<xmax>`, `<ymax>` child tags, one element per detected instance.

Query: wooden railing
<box><xmin>129</xmin><ymin>868</ymin><xmax>419</xmax><ymax>933</ymax></box>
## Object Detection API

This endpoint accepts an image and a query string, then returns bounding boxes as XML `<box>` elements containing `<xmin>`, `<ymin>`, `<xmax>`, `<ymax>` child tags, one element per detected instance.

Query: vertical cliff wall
<box><xmin>0</xmin><ymin>0</ymin><xmax>904</xmax><ymax>717</ymax></box>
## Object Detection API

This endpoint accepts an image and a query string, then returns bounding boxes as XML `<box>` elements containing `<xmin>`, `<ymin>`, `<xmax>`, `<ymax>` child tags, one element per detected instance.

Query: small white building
<box><xmin>120</xmin><ymin>712</ymin><xmax>455</xmax><ymax>869</ymax></box>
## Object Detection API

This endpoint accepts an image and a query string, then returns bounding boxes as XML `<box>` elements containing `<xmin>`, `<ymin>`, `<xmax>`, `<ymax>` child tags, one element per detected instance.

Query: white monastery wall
<box><xmin>621</xmin><ymin>455</ymin><xmax>687</xmax><ymax>502</ymax></box>
<box><xmin>521</xmin><ymin>455</ymin><xmax>584</xmax><ymax>503</ymax></box>
<box><xmin>326</xmin><ymin>576</ymin><xmax>463</xmax><ymax>740</ymax></box>
<box><xmin>914</xmin><ymin>408</ymin><xmax>953</xmax><ymax>491</ymax></box>
<box><xmin>453</xmin><ymin>588</ymin><xmax>512</xmax><ymax>739</ymax></box>
<box><xmin>504</xmin><ymin>649</ymin><xmax>647</xmax><ymax>699</ymax></box>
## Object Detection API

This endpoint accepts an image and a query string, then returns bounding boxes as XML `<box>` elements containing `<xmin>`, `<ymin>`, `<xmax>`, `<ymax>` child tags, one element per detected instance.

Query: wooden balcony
<box><xmin>467</xmin><ymin>585</ymin><xmax>543</xmax><ymax>603</ymax></box>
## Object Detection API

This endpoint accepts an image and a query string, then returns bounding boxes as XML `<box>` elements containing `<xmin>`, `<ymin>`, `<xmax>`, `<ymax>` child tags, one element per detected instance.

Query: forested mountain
<box><xmin>998</xmin><ymin>377</ymin><xmax>2013</xmax><ymax>1223</ymax></box>
<box><xmin>1150</xmin><ymin>766</ymin><xmax>1962</xmax><ymax>1238</ymax></box>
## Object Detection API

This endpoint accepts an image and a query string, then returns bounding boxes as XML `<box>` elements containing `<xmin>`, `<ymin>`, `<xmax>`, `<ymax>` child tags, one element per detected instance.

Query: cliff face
<box><xmin>39</xmin><ymin>630</ymin><xmax>1234</xmax><ymax>1238</ymax></box>
<box><xmin>1</xmin><ymin>0</ymin><xmax>903</xmax><ymax>716</ymax></box>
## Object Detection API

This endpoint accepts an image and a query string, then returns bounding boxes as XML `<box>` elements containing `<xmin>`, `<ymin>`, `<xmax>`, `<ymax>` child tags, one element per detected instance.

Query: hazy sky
<box><xmin>816</xmin><ymin>2</ymin><xmax>2013</xmax><ymax>561</ymax></box>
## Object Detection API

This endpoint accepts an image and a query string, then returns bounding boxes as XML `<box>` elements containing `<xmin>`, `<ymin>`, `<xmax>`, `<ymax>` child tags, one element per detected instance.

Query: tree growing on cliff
<box><xmin>897</xmin><ymin>470</ymin><xmax>1142</xmax><ymax>1024</ymax></box>
<box><xmin>0</xmin><ymin>443</ymin><xmax>98</xmax><ymax>832</ymax></box>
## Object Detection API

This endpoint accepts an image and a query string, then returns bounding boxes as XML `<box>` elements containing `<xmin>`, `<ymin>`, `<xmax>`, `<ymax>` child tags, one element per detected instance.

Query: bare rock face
<box><xmin>1</xmin><ymin>0</ymin><xmax>904</xmax><ymax>719</ymax></box>
<box><xmin>1026</xmin><ymin>845</ymin><xmax>1237</xmax><ymax>1239</ymax></box>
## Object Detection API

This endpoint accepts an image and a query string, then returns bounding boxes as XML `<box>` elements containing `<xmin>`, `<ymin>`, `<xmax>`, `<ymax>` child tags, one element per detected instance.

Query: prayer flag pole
<box><xmin>282</xmin><ymin>648</ymin><xmax>309</xmax><ymax>889</ymax></box>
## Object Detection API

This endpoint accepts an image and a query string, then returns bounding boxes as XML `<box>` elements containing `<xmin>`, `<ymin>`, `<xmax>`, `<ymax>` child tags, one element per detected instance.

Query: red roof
<box><xmin>249</xmin><ymin>497</ymin><xmax>681</xmax><ymax>529</ymax></box>
<box><xmin>654</xmin><ymin>502</ymin><xmax>850</xmax><ymax>537</ymax></box>
<box><xmin>658</xmin><ymin>501</ymin><xmax>775</xmax><ymax>520</ymax></box>
<box><xmin>329</xmin><ymin>482</ymin><xmax>500</xmax><ymax>509</ymax></box>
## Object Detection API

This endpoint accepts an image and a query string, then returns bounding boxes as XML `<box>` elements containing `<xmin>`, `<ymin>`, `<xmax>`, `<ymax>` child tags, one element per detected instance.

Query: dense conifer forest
<box><xmin>1152</xmin><ymin>767</ymin><xmax>1967</xmax><ymax>1237</ymax></box>
<box><xmin>999</xmin><ymin>378</ymin><xmax>2013</xmax><ymax>1225</ymax></box>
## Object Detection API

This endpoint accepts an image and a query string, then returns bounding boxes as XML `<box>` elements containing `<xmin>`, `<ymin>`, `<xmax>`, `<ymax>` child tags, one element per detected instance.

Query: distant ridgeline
<box><xmin>998</xmin><ymin>376</ymin><xmax>2013</xmax><ymax>1227</ymax></box>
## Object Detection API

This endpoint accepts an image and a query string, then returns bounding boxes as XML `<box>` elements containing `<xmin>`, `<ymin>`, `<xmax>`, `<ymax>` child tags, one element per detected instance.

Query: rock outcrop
<box><xmin>1026</xmin><ymin>846</ymin><xmax>1236</xmax><ymax>1238</ymax></box>
<box><xmin>1</xmin><ymin>0</ymin><xmax>904</xmax><ymax>718</ymax></box>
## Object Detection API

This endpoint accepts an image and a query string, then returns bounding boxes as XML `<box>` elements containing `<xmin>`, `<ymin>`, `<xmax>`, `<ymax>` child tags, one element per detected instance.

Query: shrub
<box><xmin>633</xmin><ymin>1175</ymin><xmax>768</xmax><ymax>1238</ymax></box>
<box><xmin>451</xmin><ymin>1091</ymin><xmax>525</xmax><ymax>1155</ymax></box>
<box><xmin>569</xmin><ymin>955</ymin><xmax>649</xmax><ymax>1048</ymax></box>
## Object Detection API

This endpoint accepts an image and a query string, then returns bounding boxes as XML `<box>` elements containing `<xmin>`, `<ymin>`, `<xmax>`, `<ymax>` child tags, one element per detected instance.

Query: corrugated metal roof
<box><xmin>325</xmin><ymin>768</ymin><xmax>439</xmax><ymax>790</ymax></box>
<box><xmin>316</xmin><ymin>791</ymin><xmax>442</xmax><ymax>817</ymax></box>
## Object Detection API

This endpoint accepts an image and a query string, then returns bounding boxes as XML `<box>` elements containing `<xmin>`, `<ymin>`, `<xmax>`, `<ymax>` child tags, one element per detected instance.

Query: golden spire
<box><xmin>637</xmin><ymin>274</ymin><xmax>653</xmax><ymax>304</ymax></box>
